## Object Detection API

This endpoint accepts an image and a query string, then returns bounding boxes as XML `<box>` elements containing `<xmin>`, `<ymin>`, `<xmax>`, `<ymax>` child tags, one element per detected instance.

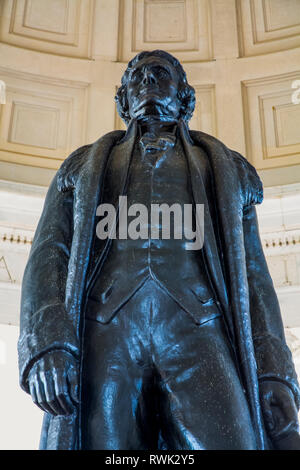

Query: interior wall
<box><xmin>0</xmin><ymin>0</ymin><xmax>299</xmax><ymax>186</ymax></box>
<box><xmin>0</xmin><ymin>323</ymin><xmax>42</xmax><ymax>450</ymax></box>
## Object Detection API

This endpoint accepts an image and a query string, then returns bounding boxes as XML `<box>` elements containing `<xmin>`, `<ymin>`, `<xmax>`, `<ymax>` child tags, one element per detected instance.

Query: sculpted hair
<box><xmin>115</xmin><ymin>50</ymin><xmax>195</xmax><ymax>125</ymax></box>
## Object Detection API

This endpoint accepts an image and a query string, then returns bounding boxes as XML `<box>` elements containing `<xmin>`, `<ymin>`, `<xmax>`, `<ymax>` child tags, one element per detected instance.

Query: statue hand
<box><xmin>260</xmin><ymin>380</ymin><xmax>299</xmax><ymax>443</ymax></box>
<box><xmin>28</xmin><ymin>350</ymin><xmax>79</xmax><ymax>416</ymax></box>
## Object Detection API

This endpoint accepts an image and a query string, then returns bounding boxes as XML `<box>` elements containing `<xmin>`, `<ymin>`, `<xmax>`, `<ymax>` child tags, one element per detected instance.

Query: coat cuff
<box><xmin>253</xmin><ymin>334</ymin><xmax>300</xmax><ymax>409</ymax></box>
<box><xmin>18</xmin><ymin>303</ymin><xmax>79</xmax><ymax>393</ymax></box>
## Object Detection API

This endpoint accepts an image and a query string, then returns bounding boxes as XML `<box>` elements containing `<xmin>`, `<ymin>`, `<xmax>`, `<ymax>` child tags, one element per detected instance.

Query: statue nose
<box><xmin>142</xmin><ymin>71</ymin><xmax>157</xmax><ymax>85</ymax></box>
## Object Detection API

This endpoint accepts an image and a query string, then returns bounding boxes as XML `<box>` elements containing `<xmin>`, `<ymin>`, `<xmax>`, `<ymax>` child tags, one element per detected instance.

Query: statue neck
<box><xmin>138</xmin><ymin>118</ymin><xmax>177</xmax><ymax>137</ymax></box>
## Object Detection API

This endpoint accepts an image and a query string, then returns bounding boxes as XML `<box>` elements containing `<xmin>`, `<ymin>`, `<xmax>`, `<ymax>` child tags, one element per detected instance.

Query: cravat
<box><xmin>139</xmin><ymin>131</ymin><xmax>176</xmax><ymax>154</ymax></box>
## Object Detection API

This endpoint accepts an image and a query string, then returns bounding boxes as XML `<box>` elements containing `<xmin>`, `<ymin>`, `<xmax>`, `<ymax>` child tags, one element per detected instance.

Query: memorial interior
<box><xmin>0</xmin><ymin>0</ymin><xmax>300</xmax><ymax>449</ymax></box>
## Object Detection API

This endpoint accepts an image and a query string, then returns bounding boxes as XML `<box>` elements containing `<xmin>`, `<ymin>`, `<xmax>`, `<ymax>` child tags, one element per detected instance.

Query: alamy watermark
<box><xmin>0</xmin><ymin>80</ymin><xmax>6</xmax><ymax>104</ymax></box>
<box><xmin>291</xmin><ymin>80</ymin><xmax>300</xmax><ymax>105</ymax></box>
<box><xmin>96</xmin><ymin>196</ymin><xmax>204</xmax><ymax>251</ymax></box>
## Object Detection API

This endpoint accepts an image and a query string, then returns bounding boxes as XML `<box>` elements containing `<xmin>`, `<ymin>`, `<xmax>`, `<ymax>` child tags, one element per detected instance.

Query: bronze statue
<box><xmin>18</xmin><ymin>50</ymin><xmax>300</xmax><ymax>450</ymax></box>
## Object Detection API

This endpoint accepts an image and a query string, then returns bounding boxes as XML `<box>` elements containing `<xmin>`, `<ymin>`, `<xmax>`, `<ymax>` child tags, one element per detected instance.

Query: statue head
<box><xmin>115</xmin><ymin>50</ymin><xmax>195</xmax><ymax>126</ymax></box>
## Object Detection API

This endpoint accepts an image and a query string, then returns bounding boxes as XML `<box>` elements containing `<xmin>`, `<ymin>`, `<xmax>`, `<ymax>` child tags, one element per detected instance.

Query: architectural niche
<box><xmin>118</xmin><ymin>0</ymin><xmax>213</xmax><ymax>63</ymax></box>
<box><xmin>0</xmin><ymin>0</ymin><xmax>95</xmax><ymax>58</ymax></box>
<box><xmin>242</xmin><ymin>72</ymin><xmax>300</xmax><ymax>170</ymax></box>
<box><xmin>0</xmin><ymin>67</ymin><xmax>89</xmax><ymax>170</ymax></box>
<box><xmin>236</xmin><ymin>0</ymin><xmax>300</xmax><ymax>56</ymax></box>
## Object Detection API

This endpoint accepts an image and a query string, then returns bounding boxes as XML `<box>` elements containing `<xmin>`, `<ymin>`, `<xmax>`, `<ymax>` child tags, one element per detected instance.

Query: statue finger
<box><xmin>40</xmin><ymin>372</ymin><xmax>65</xmax><ymax>416</ymax></box>
<box><xmin>67</xmin><ymin>366</ymin><xmax>79</xmax><ymax>405</ymax></box>
<box><xmin>56</xmin><ymin>391</ymin><xmax>75</xmax><ymax>415</ymax></box>
<box><xmin>35</xmin><ymin>375</ymin><xmax>57</xmax><ymax>415</ymax></box>
<box><xmin>53</xmin><ymin>372</ymin><xmax>75</xmax><ymax>415</ymax></box>
<box><xmin>280</xmin><ymin>395</ymin><xmax>299</xmax><ymax>431</ymax></box>
<box><xmin>261</xmin><ymin>397</ymin><xmax>275</xmax><ymax>432</ymax></box>
<box><xmin>29</xmin><ymin>380</ymin><xmax>45</xmax><ymax>413</ymax></box>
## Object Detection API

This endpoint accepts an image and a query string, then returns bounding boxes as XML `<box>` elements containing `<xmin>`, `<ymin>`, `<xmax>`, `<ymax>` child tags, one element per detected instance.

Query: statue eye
<box><xmin>131</xmin><ymin>69</ymin><xmax>142</xmax><ymax>81</ymax></box>
<box><xmin>153</xmin><ymin>66</ymin><xmax>170</xmax><ymax>79</ymax></box>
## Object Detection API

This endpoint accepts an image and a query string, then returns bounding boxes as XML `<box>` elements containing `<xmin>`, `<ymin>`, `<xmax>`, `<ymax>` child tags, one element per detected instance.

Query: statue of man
<box><xmin>18</xmin><ymin>50</ymin><xmax>300</xmax><ymax>450</ymax></box>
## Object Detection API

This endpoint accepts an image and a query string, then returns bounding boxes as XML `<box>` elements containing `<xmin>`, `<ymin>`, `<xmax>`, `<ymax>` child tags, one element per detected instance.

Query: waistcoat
<box><xmin>86</xmin><ymin>129</ymin><xmax>221</xmax><ymax>324</ymax></box>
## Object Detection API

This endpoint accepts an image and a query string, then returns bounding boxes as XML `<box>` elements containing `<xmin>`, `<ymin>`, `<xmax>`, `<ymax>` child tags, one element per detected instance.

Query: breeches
<box><xmin>81</xmin><ymin>277</ymin><xmax>256</xmax><ymax>450</ymax></box>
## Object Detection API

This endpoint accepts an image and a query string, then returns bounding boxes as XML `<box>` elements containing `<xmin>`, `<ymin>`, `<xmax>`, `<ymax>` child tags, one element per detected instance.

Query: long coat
<box><xmin>18</xmin><ymin>120</ymin><xmax>300</xmax><ymax>450</ymax></box>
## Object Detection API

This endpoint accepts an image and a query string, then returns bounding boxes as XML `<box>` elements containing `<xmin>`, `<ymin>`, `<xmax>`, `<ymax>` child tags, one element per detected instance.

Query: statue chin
<box><xmin>130</xmin><ymin>97</ymin><xmax>179</xmax><ymax>123</ymax></box>
<box><xmin>137</xmin><ymin>114</ymin><xmax>178</xmax><ymax>125</ymax></box>
<box><xmin>131</xmin><ymin>106</ymin><xmax>179</xmax><ymax>124</ymax></box>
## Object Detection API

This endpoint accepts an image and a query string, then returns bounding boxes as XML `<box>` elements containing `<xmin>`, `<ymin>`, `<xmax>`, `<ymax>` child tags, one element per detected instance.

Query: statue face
<box><xmin>126</xmin><ymin>56</ymin><xmax>182</xmax><ymax>123</ymax></box>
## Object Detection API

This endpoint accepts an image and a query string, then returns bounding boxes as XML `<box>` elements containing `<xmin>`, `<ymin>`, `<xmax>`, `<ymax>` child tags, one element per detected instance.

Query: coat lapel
<box><xmin>179</xmin><ymin>121</ymin><xmax>230</xmax><ymax>322</ymax></box>
<box><xmin>75</xmin><ymin>120</ymin><xmax>137</xmax><ymax>448</ymax></box>
<box><xmin>44</xmin><ymin>129</ymin><xmax>126</xmax><ymax>449</ymax></box>
<box><xmin>85</xmin><ymin>119</ymin><xmax>137</xmax><ymax>291</ymax></box>
<box><xmin>186</xmin><ymin>122</ymin><xmax>266</xmax><ymax>449</ymax></box>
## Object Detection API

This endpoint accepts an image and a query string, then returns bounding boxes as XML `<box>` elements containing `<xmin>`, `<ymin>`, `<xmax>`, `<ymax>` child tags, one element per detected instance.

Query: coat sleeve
<box><xmin>243</xmin><ymin>204</ymin><xmax>300</xmax><ymax>408</ymax></box>
<box><xmin>18</xmin><ymin>174</ymin><xmax>79</xmax><ymax>393</ymax></box>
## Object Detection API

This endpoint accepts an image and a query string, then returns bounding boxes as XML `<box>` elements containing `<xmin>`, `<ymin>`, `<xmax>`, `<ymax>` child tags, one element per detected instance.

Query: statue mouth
<box><xmin>138</xmin><ymin>85</ymin><xmax>162</xmax><ymax>97</ymax></box>
<box><xmin>136</xmin><ymin>87</ymin><xmax>165</xmax><ymax>109</ymax></box>
<box><xmin>134</xmin><ymin>92</ymin><xmax>164</xmax><ymax>111</ymax></box>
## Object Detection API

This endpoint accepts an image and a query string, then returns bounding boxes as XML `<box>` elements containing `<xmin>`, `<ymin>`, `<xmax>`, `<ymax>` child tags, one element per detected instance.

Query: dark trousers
<box><xmin>81</xmin><ymin>278</ymin><xmax>256</xmax><ymax>450</ymax></box>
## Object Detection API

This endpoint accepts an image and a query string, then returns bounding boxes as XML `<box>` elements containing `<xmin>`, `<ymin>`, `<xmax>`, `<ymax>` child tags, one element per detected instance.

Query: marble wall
<box><xmin>0</xmin><ymin>1</ymin><xmax>299</xmax><ymax>185</ymax></box>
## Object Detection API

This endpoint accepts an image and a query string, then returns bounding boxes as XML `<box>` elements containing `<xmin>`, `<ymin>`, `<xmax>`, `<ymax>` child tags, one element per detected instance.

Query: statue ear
<box><xmin>116</xmin><ymin>84</ymin><xmax>130</xmax><ymax>124</ymax></box>
<box><xmin>177</xmin><ymin>90</ymin><xmax>187</xmax><ymax>119</ymax></box>
<box><xmin>175</xmin><ymin>90</ymin><xmax>184</xmax><ymax>119</ymax></box>
<box><xmin>177</xmin><ymin>84</ymin><xmax>195</xmax><ymax>123</ymax></box>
